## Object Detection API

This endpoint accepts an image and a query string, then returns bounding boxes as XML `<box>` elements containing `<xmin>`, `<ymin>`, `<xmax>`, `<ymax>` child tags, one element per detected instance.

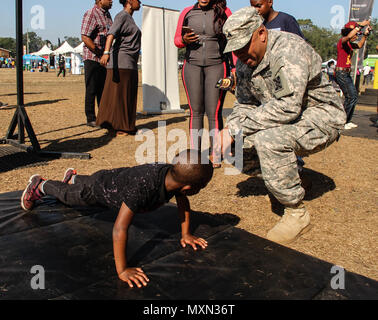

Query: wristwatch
<box><xmin>103</xmin><ymin>51</ymin><xmax>110</xmax><ymax>55</ymax></box>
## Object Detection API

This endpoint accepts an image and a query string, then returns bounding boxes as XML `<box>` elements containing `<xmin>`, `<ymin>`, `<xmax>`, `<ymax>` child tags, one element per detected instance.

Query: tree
<box><xmin>365</xmin><ymin>18</ymin><xmax>377</xmax><ymax>56</ymax></box>
<box><xmin>298</xmin><ymin>19</ymin><xmax>339</xmax><ymax>61</ymax></box>
<box><xmin>298</xmin><ymin>18</ymin><xmax>378</xmax><ymax>60</ymax></box>
<box><xmin>23</xmin><ymin>31</ymin><xmax>44</xmax><ymax>53</ymax></box>
<box><xmin>0</xmin><ymin>37</ymin><xmax>16</xmax><ymax>57</ymax></box>
<box><xmin>64</xmin><ymin>36</ymin><xmax>81</xmax><ymax>48</ymax></box>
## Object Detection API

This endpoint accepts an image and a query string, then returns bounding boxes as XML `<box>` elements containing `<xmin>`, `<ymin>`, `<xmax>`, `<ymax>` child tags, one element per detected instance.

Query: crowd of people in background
<box><xmin>1</xmin><ymin>0</ymin><xmax>376</xmax><ymax>130</ymax></box>
<box><xmin>0</xmin><ymin>57</ymin><xmax>15</xmax><ymax>68</ymax></box>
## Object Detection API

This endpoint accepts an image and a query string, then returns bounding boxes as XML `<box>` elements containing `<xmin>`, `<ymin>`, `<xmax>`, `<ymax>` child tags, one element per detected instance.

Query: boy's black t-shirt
<box><xmin>92</xmin><ymin>163</ymin><xmax>175</xmax><ymax>213</ymax></box>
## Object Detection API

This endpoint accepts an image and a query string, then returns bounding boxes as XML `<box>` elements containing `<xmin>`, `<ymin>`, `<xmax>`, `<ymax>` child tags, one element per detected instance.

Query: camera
<box><xmin>357</xmin><ymin>25</ymin><xmax>372</xmax><ymax>37</ymax></box>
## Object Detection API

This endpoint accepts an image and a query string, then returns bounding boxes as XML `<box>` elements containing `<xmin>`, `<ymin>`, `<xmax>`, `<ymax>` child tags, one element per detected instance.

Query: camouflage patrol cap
<box><xmin>223</xmin><ymin>7</ymin><xmax>263</xmax><ymax>53</ymax></box>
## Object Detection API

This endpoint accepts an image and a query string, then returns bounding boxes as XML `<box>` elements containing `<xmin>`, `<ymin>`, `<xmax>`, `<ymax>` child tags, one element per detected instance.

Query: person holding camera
<box><xmin>335</xmin><ymin>20</ymin><xmax>372</xmax><ymax>130</ymax></box>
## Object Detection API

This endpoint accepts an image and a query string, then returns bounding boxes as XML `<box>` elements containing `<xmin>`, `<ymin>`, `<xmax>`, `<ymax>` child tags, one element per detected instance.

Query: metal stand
<box><xmin>0</xmin><ymin>0</ymin><xmax>90</xmax><ymax>160</ymax></box>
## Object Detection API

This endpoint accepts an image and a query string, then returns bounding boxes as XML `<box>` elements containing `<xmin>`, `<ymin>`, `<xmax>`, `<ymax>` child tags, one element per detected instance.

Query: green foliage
<box><xmin>23</xmin><ymin>31</ymin><xmax>44</xmax><ymax>53</ymax></box>
<box><xmin>298</xmin><ymin>19</ymin><xmax>339</xmax><ymax>61</ymax></box>
<box><xmin>365</xmin><ymin>18</ymin><xmax>377</xmax><ymax>57</ymax></box>
<box><xmin>0</xmin><ymin>38</ymin><xmax>16</xmax><ymax>56</ymax></box>
<box><xmin>64</xmin><ymin>36</ymin><xmax>81</xmax><ymax>48</ymax></box>
<box><xmin>0</xmin><ymin>32</ymin><xmax>78</xmax><ymax>56</ymax></box>
<box><xmin>298</xmin><ymin>18</ymin><xmax>378</xmax><ymax>61</ymax></box>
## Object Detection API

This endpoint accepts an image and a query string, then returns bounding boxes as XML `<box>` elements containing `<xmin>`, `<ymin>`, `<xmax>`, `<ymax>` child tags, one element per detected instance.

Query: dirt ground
<box><xmin>0</xmin><ymin>68</ymin><xmax>377</xmax><ymax>282</ymax></box>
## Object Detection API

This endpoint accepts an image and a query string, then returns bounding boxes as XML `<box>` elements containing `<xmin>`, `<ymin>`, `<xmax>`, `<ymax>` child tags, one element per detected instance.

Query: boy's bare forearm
<box><xmin>176</xmin><ymin>195</ymin><xmax>191</xmax><ymax>236</ymax></box>
<box><xmin>113</xmin><ymin>203</ymin><xmax>134</xmax><ymax>275</ymax></box>
<box><xmin>113</xmin><ymin>228</ymin><xmax>128</xmax><ymax>274</ymax></box>
<box><xmin>176</xmin><ymin>195</ymin><xmax>209</xmax><ymax>251</ymax></box>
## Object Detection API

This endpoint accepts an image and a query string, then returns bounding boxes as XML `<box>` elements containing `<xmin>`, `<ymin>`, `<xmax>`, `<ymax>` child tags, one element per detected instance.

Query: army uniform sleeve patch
<box><xmin>273</xmin><ymin>68</ymin><xmax>293</xmax><ymax>99</ymax></box>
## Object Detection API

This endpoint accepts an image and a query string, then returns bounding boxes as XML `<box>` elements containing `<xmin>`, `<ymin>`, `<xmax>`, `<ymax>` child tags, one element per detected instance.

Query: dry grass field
<box><xmin>0</xmin><ymin>68</ymin><xmax>377</xmax><ymax>281</ymax></box>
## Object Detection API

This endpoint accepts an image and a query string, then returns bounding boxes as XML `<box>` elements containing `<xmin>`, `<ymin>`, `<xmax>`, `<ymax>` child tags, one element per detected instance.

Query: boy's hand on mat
<box><xmin>181</xmin><ymin>234</ymin><xmax>208</xmax><ymax>251</ymax></box>
<box><xmin>118</xmin><ymin>267</ymin><xmax>149</xmax><ymax>288</ymax></box>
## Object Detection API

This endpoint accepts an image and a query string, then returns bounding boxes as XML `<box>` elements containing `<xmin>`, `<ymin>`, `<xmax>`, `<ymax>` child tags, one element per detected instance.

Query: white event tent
<box><xmin>33</xmin><ymin>45</ymin><xmax>53</xmax><ymax>56</ymax></box>
<box><xmin>73</xmin><ymin>42</ymin><xmax>84</xmax><ymax>55</ymax></box>
<box><xmin>32</xmin><ymin>42</ymin><xmax>84</xmax><ymax>74</ymax></box>
<box><xmin>53</xmin><ymin>41</ymin><xmax>74</xmax><ymax>55</ymax></box>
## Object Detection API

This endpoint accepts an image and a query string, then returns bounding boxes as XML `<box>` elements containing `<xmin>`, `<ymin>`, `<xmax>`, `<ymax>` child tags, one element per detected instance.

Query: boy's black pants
<box><xmin>43</xmin><ymin>175</ymin><xmax>98</xmax><ymax>207</ymax></box>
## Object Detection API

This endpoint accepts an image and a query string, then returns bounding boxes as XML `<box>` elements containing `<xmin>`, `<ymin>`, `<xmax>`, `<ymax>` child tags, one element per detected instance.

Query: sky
<box><xmin>0</xmin><ymin>0</ymin><xmax>377</xmax><ymax>43</ymax></box>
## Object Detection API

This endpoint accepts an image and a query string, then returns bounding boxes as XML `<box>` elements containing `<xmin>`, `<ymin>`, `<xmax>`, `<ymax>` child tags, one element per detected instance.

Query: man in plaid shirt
<box><xmin>81</xmin><ymin>0</ymin><xmax>113</xmax><ymax>127</ymax></box>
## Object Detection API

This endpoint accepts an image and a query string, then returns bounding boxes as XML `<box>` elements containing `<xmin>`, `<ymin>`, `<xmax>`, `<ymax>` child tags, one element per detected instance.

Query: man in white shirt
<box><xmin>363</xmin><ymin>65</ymin><xmax>371</xmax><ymax>85</ymax></box>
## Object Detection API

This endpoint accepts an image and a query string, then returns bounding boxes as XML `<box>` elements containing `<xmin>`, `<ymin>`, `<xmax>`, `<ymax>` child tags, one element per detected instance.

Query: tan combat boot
<box><xmin>267</xmin><ymin>202</ymin><xmax>311</xmax><ymax>244</ymax></box>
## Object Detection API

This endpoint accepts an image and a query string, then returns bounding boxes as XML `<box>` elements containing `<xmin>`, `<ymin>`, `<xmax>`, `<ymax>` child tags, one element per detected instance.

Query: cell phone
<box><xmin>182</xmin><ymin>26</ymin><xmax>194</xmax><ymax>35</ymax></box>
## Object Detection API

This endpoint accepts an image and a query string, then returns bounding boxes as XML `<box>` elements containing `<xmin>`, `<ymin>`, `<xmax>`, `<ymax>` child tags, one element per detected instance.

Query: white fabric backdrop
<box><xmin>142</xmin><ymin>6</ymin><xmax>181</xmax><ymax>113</ymax></box>
<box><xmin>71</xmin><ymin>53</ymin><xmax>82</xmax><ymax>75</ymax></box>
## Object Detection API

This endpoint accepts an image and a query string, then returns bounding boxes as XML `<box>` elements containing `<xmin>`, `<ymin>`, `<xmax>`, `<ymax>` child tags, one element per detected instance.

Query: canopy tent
<box><xmin>73</xmin><ymin>42</ymin><xmax>84</xmax><ymax>55</ymax></box>
<box><xmin>322</xmin><ymin>59</ymin><xmax>336</xmax><ymax>69</ymax></box>
<box><xmin>53</xmin><ymin>41</ymin><xmax>74</xmax><ymax>55</ymax></box>
<box><xmin>23</xmin><ymin>54</ymin><xmax>48</xmax><ymax>64</ymax></box>
<box><xmin>33</xmin><ymin>44</ymin><xmax>53</xmax><ymax>56</ymax></box>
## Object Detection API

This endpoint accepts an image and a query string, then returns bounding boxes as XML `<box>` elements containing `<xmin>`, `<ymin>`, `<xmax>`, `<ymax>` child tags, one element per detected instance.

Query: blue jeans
<box><xmin>335</xmin><ymin>70</ymin><xmax>358</xmax><ymax>123</ymax></box>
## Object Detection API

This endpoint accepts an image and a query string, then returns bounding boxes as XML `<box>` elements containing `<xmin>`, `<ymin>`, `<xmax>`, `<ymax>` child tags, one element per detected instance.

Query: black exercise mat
<box><xmin>0</xmin><ymin>191</ymin><xmax>377</xmax><ymax>300</ymax></box>
<box><xmin>341</xmin><ymin>110</ymin><xmax>378</xmax><ymax>140</ymax></box>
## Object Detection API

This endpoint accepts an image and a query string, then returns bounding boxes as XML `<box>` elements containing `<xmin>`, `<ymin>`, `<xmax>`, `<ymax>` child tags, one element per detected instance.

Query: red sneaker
<box><xmin>62</xmin><ymin>168</ymin><xmax>77</xmax><ymax>184</ymax></box>
<box><xmin>21</xmin><ymin>174</ymin><xmax>44</xmax><ymax>211</ymax></box>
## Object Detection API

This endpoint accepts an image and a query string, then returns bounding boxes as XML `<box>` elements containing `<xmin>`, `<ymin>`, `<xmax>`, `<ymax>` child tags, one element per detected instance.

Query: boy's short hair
<box><xmin>171</xmin><ymin>150</ymin><xmax>214</xmax><ymax>188</ymax></box>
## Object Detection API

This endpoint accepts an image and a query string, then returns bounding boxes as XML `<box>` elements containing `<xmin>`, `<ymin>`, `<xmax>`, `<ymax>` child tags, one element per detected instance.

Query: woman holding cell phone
<box><xmin>174</xmin><ymin>0</ymin><xmax>235</xmax><ymax>168</ymax></box>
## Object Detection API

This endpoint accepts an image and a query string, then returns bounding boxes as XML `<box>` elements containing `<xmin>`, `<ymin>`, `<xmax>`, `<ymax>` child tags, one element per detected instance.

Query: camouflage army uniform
<box><xmin>226</xmin><ymin>30</ymin><xmax>346</xmax><ymax>206</ymax></box>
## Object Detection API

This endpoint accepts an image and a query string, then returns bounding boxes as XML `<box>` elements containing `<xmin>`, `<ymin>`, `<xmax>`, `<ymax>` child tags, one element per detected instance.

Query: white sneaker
<box><xmin>344</xmin><ymin>122</ymin><xmax>358</xmax><ymax>130</ymax></box>
<box><xmin>267</xmin><ymin>203</ymin><xmax>311</xmax><ymax>244</ymax></box>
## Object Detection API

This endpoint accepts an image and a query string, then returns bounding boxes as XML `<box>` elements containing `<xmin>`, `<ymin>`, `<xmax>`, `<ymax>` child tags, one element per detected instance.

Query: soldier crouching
<box><xmin>221</xmin><ymin>7</ymin><xmax>346</xmax><ymax>244</ymax></box>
